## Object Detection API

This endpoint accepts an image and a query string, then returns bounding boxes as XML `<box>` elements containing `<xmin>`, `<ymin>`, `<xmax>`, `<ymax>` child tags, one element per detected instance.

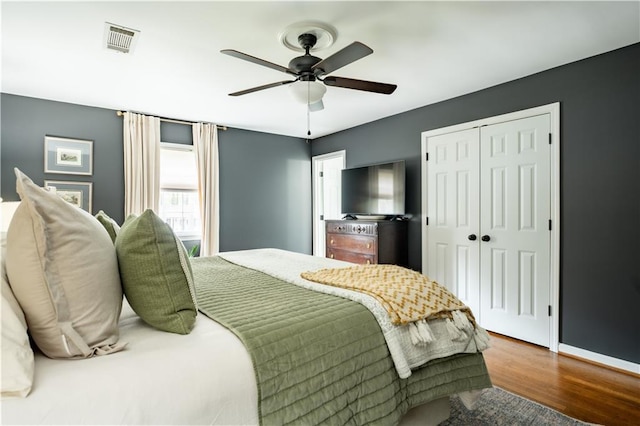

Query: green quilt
<box><xmin>192</xmin><ymin>256</ymin><xmax>491</xmax><ymax>425</ymax></box>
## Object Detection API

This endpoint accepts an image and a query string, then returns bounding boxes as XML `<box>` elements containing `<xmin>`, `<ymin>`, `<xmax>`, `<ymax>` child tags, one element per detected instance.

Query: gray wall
<box><xmin>1</xmin><ymin>96</ymin><xmax>124</xmax><ymax>218</ymax></box>
<box><xmin>1</xmin><ymin>94</ymin><xmax>311</xmax><ymax>254</ymax></box>
<box><xmin>312</xmin><ymin>43</ymin><xmax>640</xmax><ymax>364</ymax></box>
<box><xmin>218</xmin><ymin>128</ymin><xmax>311</xmax><ymax>253</ymax></box>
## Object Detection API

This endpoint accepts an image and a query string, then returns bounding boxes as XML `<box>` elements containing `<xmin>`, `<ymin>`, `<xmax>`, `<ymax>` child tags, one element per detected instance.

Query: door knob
<box><xmin>481</xmin><ymin>235</ymin><xmax>491</xmax><ymax>242</ymax></box>
<box><xmin>468</xmin><ymin>234</ymin><xmax>477</xmax><ymax>241</ymax></box>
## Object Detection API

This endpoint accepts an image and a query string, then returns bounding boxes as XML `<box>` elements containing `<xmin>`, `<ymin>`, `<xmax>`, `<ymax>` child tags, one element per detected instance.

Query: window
<box><xmin>159</xmin><ymin>143</ymin><xmax>201</xmax><ymax>239</ymax></box>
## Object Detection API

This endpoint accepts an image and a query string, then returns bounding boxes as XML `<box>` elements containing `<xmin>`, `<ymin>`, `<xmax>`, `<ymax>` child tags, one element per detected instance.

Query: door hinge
<box><xmin>548</xmin><ymin>219</ymin><xmax>552</xmax><ymax>231</ymax></box>
<box><xmin>425</xmin><ymin>216</ymin><xmax>429</xmax><ymax>225</ymax></box>
<box><xmin>425</xmin><ymin>152</ymin><xmax>429</xmax><ymax>161</ymax></box>
<box><xmin>319</xmin><ymin>171</ymin><xmax>324</xmax><ymax>177</ymax></box>
<box><xmin>320</xmin><ymin>214</ymin><xmax>324</xmax><ymax>221</ymax></box>
<box><xmin>548</xmin><ymin>305</ymin><xmax>552</xmax><ymax>316</ymax></box>
<box><xmin>548</xmin><ymin>134</ymin><xmax>552</xmax><ymax>145</ymax></box>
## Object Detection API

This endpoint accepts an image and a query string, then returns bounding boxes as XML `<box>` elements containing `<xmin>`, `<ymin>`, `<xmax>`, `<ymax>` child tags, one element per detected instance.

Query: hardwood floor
<box><xmin>482</xmin><ymin>333</ymin><xmax>640</xmax><ymax>426</ymax></box>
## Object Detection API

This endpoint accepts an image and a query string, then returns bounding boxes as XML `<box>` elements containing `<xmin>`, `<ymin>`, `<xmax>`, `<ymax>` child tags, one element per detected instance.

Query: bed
<box><xmin>1</xmin><ymin>169</ymin><xmax>491</xmax><ymax>425</ymax></box>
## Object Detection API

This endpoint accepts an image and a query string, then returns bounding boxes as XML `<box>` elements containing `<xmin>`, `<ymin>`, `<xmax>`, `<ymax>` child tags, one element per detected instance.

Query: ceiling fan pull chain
<box><xmin>307</xmin><ymin>82</ymin><xmax>311</xmax><ymax>136</ymax></box>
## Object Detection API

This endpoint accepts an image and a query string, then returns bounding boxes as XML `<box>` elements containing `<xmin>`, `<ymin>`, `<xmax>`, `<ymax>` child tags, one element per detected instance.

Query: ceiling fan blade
<box><xmin>312</xmin><ymin>42</ymin><xmax>373</xmax><ymax>76</ymax></box>
<box><xmin>309</xmin><ymin>99</ymin><xmax>324</xmax><ymax>112</ymax></box>
<box><xmin>229</xmin><ymin>80</ymin><xmax>296</xmax><ymax>96</ymax></box>
<box><xmin>221</xmin><ymin>49</ymin><xmax>296</xmax><ymax>76</ymax></box>
<box><xmin>323</xmin><ymin>76</ymin><xmax>397</xmax><ymax>94</ymax></box>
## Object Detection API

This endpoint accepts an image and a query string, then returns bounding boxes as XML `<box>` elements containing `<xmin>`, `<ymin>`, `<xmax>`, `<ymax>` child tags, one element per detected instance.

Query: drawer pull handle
<box><xmin>330</xmin><ymin>239</ymin><xmax>334</xmax><ymax>245</ymax></box>
<box><xmin>366</xmin><ymin>243</ymin><xmax>371</xmax><ymax>249</ymax></box>
<box><xmin>330</xmin><ymin>254</ymin><xmax>334</xmax><ymax>259</ymax></box>
<box><xmin>366</xmin><ymin>259</ymin><xmax>371</xmax><ymax>264</ymax></box>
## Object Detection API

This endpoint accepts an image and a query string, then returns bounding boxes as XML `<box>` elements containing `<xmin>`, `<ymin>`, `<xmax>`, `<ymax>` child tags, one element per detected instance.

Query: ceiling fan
<box><xmin>221</xmin><ymin>33</ymin><xmax>397</xmax><ymax>112</ymax></box>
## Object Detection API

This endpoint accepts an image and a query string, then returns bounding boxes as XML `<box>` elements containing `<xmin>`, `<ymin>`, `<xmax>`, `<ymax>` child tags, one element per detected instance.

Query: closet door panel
<box><xmin>479</xmin><ymin>114</ymin><xmax>551</xmax><ymax>347</ymax></box>
<box><xmin>426</xmin><ymin>128</ymin><xmax>480</xmax><ymax>315</ymax></box>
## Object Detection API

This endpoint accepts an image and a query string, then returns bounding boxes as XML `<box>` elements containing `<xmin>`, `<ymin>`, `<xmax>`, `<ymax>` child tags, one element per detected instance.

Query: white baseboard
<box><xmin>558</xmin><ymin>343</ymin><xmax>640</xmax><ymax>375</ymax></box>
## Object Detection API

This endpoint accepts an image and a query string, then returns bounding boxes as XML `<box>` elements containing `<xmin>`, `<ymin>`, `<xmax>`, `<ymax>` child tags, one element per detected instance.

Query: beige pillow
<box><xmin>95</xmin><ymin>210</ymin><xmax>120</xmax><ymax>243</ymax></box>
<box><xmin>1</xmin><ymin>232</ymin><xmax>34</xmax><ymax>398</ymax></box>
<box><xmin>116</xmin><ymin>209</ymin><xmax>197</xmax><ymax>334</ymax></box>
<box><xmin>5</xmin><ymin>169</ymin><xmax>125</xmax><ymax>358</ymax></box>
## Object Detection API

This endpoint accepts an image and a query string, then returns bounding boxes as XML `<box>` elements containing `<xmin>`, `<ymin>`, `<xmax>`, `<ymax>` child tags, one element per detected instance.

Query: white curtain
<box><xmin>123</xmin><ymin>112</ymin><xmax>161</xmax><ymax>216</ymax></box>
<box><xmin>192</xmin><ymin>123</ymin><xmax>219</xmax><ymax>256</ymax></box>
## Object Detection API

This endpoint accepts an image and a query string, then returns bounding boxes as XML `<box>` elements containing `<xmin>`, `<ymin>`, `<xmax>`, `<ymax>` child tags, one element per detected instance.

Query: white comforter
<box><xmin>219</xmin><ymin>248</ymin><xmax>488</xmax><ymax>379</ymax></box>
<box><xmin>1</xmin><ymin>301</ymin><xmax>259</xmax><ymax>425</ymax></box>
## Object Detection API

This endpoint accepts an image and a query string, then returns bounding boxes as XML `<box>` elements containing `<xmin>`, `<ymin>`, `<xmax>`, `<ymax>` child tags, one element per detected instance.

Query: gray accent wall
<box><xmin>218</xmin><ymin>127</ymin><xmax>311</xmax><ymax>253</ymax></box>
<box><xmin>1</xmin><ymin>96</ymin><xmax>124</xmax><ymax>219</ymax></box>
<box><xmin>311</xmin><ymin>43</ymin><xmax>640</xmax><ymax>364</ymax></box>
<box><xmin>1</xmin><ymin>94</ymin><xmax>311</xmax><ymax>254</ymax></box>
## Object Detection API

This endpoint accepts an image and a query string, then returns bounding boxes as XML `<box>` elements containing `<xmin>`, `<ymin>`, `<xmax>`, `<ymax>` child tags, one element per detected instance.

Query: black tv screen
<box><xmin>341</xmin><ymin>160</ymin><xmax>405</xmax><ymax>216</ymax></box>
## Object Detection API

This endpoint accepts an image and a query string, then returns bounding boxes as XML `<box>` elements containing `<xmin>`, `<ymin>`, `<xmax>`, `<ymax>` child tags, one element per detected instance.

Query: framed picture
<box><xmin>44</xmin><ymin>136</ymin><xmax>93</xmax><ymax>175</ymax></box>
<box><xmin>44</xmin><ymin>180</ymin><xmax>93</xmax><ymax>213</ymax></box>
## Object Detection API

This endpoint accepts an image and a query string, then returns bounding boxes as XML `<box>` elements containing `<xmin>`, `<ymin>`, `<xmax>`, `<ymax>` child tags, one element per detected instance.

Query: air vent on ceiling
<box><xmin>104</xmin><ymin>22</ymin><xmax>139</xmax><ymax>54</ymax></box>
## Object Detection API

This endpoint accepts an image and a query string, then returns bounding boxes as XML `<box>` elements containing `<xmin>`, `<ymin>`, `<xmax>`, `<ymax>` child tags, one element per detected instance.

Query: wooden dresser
<box><xmin>325</xmin><ymin>220</ymin><xmax>408</xmax><ymax>266</ymax></box>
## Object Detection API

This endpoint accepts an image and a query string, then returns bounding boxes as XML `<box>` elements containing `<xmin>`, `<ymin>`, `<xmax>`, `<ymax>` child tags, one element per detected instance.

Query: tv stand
<box><xmin>325</xmin><ymin>220</ymin><xmax>408</xmax><ymax>266</ymax></box>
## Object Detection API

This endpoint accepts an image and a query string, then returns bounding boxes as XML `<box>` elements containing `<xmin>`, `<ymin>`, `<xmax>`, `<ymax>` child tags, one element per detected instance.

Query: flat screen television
<box><xmin>341</xmin><ymin>160</ymin><xmax>405</xmax><ymax>217</ymax></box>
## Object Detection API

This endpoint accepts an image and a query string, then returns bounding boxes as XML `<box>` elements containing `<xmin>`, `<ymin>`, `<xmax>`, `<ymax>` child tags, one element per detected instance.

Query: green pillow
<box><xmin>95</xmin><ymin>210</ymin><xmax>120</xmax><ymax>243</ymax></box>
<box><xmin>115</xmin><ymin>209</ymin><xmax>197</xmax><ymax>334</ymax></box>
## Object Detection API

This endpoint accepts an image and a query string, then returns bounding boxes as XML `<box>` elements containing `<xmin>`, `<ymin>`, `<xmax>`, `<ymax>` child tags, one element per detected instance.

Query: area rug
<box><xmin>440</xmin><ymin>387</ymin><xmax>593</xmax><ymax>425</ymax></box>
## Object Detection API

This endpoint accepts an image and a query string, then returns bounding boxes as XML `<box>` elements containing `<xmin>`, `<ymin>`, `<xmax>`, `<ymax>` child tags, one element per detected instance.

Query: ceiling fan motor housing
<box><xmin>288</xmin><ymin>33</ymin><xmax>322</xmax><ymax>75</ymax></box>
<box><xmin>289</xmin><ymin>55</ymin><xmax>321</xmax><ymax>75</ymax></box>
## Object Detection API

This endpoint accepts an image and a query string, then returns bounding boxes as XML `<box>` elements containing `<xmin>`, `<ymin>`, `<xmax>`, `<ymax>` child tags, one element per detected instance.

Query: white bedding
<box><xmin>219</xmin><ymin>248</ymin><xmax>488</xmax><ymax>379</ymax></box>
<box><xmin>1</xmin><ymin>249</ymin><xmax>482</xmax><ymax>425</ymax></box>
<box><xmin>1</xmin><ymin>300</ymin><xmax>455</xmax><ymax>426</ymax></box>
<box><xmin>1</xmin><ymin>301</ymin><xmax>259</xmax><ymax>425</ymax></box>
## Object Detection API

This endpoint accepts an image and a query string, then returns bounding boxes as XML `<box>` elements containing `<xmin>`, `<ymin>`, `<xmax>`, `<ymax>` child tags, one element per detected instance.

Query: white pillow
<box><xmin>1</xmin><ymin>232</ymin><xmax>34</xmax><ymax>398</ymax></box>
<box><xmin>5</xmin><ymin>169</ymin><xmax>125</xmax><ymax>358</ymax></box>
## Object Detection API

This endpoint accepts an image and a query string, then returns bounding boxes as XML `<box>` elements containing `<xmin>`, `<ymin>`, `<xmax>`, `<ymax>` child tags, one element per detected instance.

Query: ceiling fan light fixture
<box><xmin>289</xmin><ymin>80</ymin><xmax>326</xmax><ymax>104</ymax></box>
<box><xmin>308</xmin><ymin>99</ymin><xmax>324</xmax><ymax>112</ymax></box>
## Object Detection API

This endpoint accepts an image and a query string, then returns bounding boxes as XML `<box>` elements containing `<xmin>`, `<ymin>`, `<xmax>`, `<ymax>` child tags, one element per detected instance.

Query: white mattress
<box><xmin>1</xmin><ymin>302</ymin><xmax>259</xmax><ymax>425</ymax></box>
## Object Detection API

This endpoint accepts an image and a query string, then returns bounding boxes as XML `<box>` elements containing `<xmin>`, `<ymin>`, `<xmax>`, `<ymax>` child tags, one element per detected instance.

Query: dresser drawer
<box><xmin>326</xmin><ymin>248</ymin><xmax>376</xmax><ymax>265</ymax></box>
<box><xmin>326</xmin><ymin>221</ymin><xmax>377</xmax><ymax>236</ymax></box>
<box><xmin>327</xmin><ymin>234</ymin><xmax>377</xmax><ymax>254</ymax></box>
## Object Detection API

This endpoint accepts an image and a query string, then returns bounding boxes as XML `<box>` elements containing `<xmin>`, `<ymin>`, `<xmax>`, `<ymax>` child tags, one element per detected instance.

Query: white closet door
<box><xmin>479</xmin><ymin>114</ymin><xmax>551</xmax><ymax>346</ymax></box>
<box><xmin>426</xmin><ymin>128</ymin><xmax>480</xmax><ymax>315</ymax></box>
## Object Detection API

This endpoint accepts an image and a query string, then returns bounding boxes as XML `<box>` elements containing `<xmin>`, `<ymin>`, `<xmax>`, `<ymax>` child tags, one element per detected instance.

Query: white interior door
<box><xmin>312</xmin><ymin>151</ymin><xmax>345</xmax><ymax>256</ymax></box>
<box><xmin>479</xmin><ymin>114</ymin><xmax>551</xmax><ymax>347</ymax></box>
<box><xmin>426</xmin><ymin>128</ymin><xmax>481</xmax><ymax>315</ymax></box>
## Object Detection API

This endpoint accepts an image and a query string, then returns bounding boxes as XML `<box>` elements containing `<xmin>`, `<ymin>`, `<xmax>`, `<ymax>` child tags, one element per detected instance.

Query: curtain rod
<box><xmin>116</xmin><ymin>110</ymin><xmax>227</xmax><ymax>130</ymax></box>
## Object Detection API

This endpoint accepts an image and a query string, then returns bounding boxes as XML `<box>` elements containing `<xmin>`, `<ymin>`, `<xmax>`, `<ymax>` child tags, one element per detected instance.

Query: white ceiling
<box><xmin>2</xmin><ymin>1</ymin><xmax>639</xmax><ymax>139</ymax></box>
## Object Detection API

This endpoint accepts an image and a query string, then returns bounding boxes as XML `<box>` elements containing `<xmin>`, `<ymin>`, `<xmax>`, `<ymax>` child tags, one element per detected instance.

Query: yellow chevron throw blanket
<box><xmin>301</xmin><ymin>264</ymin><xmax>475</xmax><ymax>327</ymax></box>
